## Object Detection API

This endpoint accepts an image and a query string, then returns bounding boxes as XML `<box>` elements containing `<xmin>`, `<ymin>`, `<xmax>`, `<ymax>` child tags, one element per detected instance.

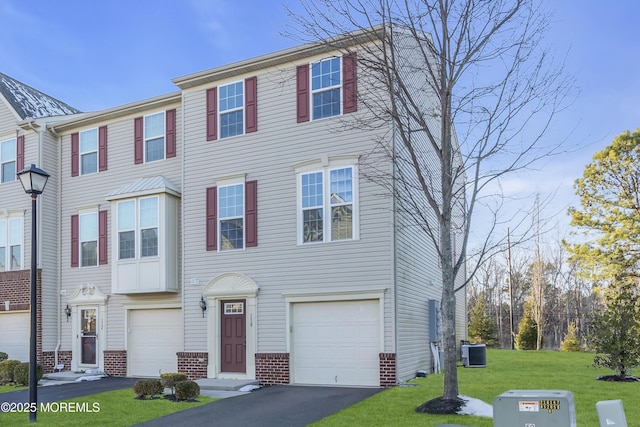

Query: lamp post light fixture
<box><xmin>17</xmin><ymin>164</ymin><xmax>50</xmax><ymax>423</ymax></box>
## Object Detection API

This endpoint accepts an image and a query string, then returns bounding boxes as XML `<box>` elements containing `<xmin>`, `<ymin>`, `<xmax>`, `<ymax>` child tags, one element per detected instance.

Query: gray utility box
<box><xmin>493</xmin><ymin>390</ymin><xmax>576</xmax><ymax>427</ymax></box>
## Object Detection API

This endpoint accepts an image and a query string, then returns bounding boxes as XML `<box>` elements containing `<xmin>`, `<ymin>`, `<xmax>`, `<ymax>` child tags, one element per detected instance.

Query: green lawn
<box><xmin>311</xmin><ymin>349</ymin><xmax>639</xmax><ymax>426</ymax></box>
<box><xmin>0</xmin><ymin>385</ymin><xmax>25</xmax><ymax>394</ymax></box>
<box><xmin>0</xmin><ymin>388</ymin><xmax>215</xmax><ymax>426</ymax></box>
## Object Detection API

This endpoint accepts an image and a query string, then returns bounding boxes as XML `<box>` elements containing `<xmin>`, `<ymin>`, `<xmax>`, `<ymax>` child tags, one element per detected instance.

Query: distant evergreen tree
<box><xmin>560</xmin><ymin>321</ymin><xmax>582</xmax><ymax>352</ymax></box>
<box><xmin>468</xmin><ymin>297</ymin><xmax>499</xmax><ymax>347</ymax></box>
<box><xmin>515</xmin><ymin>302</ymin><xmax>538</xmax><ymax>350</ymax></box>
<box><xmin>589</xmin><ymin>279</ymin><xmax>640</xmax><ymax>379</ymax></box>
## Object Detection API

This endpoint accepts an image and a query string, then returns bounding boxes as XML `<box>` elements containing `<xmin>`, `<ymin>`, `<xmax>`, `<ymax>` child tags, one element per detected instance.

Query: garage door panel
<box><xmin>292</xmin><ymin>300</ymin><xmax>380</xmax><ymax>386</ymax></box>
<box><xmin>0</xmin><ymin>312</ymin><xmax>29</xmax><ymax>362</ymax></box>
<box><xmin>128</xmin><ymin>309</ymin><xmax>182</xmax><ymax>377</ymax></box>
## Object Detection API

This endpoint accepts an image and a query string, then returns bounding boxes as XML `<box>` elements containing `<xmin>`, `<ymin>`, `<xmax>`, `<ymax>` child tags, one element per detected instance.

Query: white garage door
<box><xmin>292</xmin><ymin>300</ymin><xmax>380</xmax><ymax>386</ymax></box>
<box><xmin>0</xmin><ymin>312</ymin><xmax>29</xmax><ymax>361</ymax></box>
<box><xmin>128</xmin><ymin>309</ymin><xmax>182</xmax><ymax>377</ymax></box>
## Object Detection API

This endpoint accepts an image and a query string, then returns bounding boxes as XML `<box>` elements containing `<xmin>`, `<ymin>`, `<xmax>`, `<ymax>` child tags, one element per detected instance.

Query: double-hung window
<box><xmin>79</xmin><ymin>129</ymin><xmax>98</xmax><ymax>175</ymax></box>
<box><xmin>0</xmin><ymin>217</ymin><xmax>23</xmax><ymax>271</ymax></box>
<box><xmin>218</xmin><ymin>184</ymin><xmax>244</xmax><ymax>250</ymax></box>
<box><xmin>144</xmin><ymin>112</ymin><xmax>165</xmax><ymax>162</ymax></box>
<box><xmin>79</xmin><ymin>213</ymin><xmax>98</xmax><ymax>267</ymax></box>
<box><xmin>0</xmin><ymin>138</ymin><xmax>16</xmax><ymax>183</ymax></box>
<box><xmin>311</xmin><ymin>57</ymin><xmax>341</xmax><ymax>120</ymax></box>
<box><xmin>298</xmin><ymin>162</ymin><xmax>358</xmax><ymax>244</ymax></box>
<box><xmin>219</xmin><ymin>82</ymin><xmax>244</xmax><ymax>139</ymax></box>
<box><xmin>117</xmin><ymin>196</ymin><xmax>159</xmax><ymax>260</ymax></box>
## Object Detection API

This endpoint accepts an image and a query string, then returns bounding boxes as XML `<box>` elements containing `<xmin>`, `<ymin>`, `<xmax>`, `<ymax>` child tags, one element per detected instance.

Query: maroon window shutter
<box><xmin>16</xmin><ymin>135</ymin><xmax>24</xmax><ymax>172</ymax></box>
<box><xmin>98</xmin><ymin>210</ymin><xmax>108</xmax><ymax>265</ymax></box>
<box><xmin>98</xmin><ymin>126</ymin><xmax>108</xmax><ymax>172</ymax></box>
<box><xmin>206</xmin><ymin>88</ymin><xmax>218</xmax><ymax>141</ymax></box>
<box><xmin>206</xmin><ymin>187</ymin><xmax>217</xmax><ymax>251</ymax></box>
<box><xmin>245</xmin><ymin>77</ymin><xmax>257</xmax><ymax>133</ymax></box>
<box><xmin>245</xmin><ymin>180</ymin><xmax>258</xmax><ymax>247</ymax></box>
<box><xmin>343</xmin><ymin>53</ymin><xmax>357</xmax><ymax>114</ymax></box>
<box><xmin>71</xmin><ymin>214</ymin><xmax>79</xmax><ymax>267</ymax></box>
<box><xmin>296</xmin><ymin>65</ymin><xmax>310</xmax><ymax>122</ymax></box>
<box><xmin>71</xmin><ymin>133</ymin><xmax>79</xmax><ymax>176</ymax></box>
<box><xmin>134</xmin><ymin>116</ymin><xmax>144</xmax><ymax>164</ymax></box>
<box><xmin>166</xmin><ymin>109</ymin><xmax>176</xmax><ymax>158</ymax></box>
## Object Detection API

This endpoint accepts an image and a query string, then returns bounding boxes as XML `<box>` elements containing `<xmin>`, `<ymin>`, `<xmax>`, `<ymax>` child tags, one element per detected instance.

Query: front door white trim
<box><xmin>202</xmin><ymin>272</ymin><xmax>259</xmax><ymax>379</ymax></box>
<box><xmin>68</xmin><ymin>284</ymin><xmax>108</xmax><ymax>372</ymax></box>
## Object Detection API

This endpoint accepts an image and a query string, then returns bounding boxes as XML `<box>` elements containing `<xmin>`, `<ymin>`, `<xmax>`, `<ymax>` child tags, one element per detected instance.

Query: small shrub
<box><xmin>0</xmin><ymin>360</ymin><xmax>21</xmax><ymax>384</ymax></box>
<box><xmin>160</xmin><ymin>372</ymin><xmax>188</xmax><ymax>394</ymax></box>
<box><xmin>560</xmin><ymin>322</ymin><xmax>582</xmax><ymax>352</ymax></box>
<box><xmin>174</xmin><ymin>380</ymin><xmax>200</xmax><ymax>401</ymax></box>
<box><xmin>13</xmin><ymin>362</ymin><xmax>43</xmax><ymax>386</ymax></box>
<box><xmin>133</xmin><ymin>379</ymin><xmax>164</xmax><ymax>399</ymax></box>
<box><xmin>0</xmin><ymin>352</ymin><xmax>8</xmax><ymax>362</ymax></box>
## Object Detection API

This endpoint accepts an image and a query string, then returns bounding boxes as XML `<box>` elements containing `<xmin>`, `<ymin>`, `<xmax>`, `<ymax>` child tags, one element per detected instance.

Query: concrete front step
<box><xmin>195</xmin><ymin>378</ymin><xmax>260</xmax><ymax>391</ymax></box>
<box><xmin>42</xmin><ymin>371</ymin><xmax>106</xmax><ymax>382</ymax></box>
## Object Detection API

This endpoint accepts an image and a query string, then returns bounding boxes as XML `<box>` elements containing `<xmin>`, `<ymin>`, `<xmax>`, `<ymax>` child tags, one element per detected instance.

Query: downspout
<box><xmin>180</xmin><ymin>93</ymin><xmax>186</xmax><ymax>354</ymax></box>
<box><xmin>27</xmin><ymin>120</ymin><xmax>62</xmax><ymax>367</ymax></box>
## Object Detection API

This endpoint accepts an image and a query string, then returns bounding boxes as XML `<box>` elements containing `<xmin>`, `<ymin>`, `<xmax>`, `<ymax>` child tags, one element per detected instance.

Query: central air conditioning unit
<box><xmin>461</xmin><ymin>344</ymin><xmax>486</xmax><ymax>368</ymax></box>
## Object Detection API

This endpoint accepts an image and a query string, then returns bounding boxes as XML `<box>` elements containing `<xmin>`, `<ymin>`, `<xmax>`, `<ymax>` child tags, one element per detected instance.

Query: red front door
<box><xmin>220</xmin><ymin>300</ymin><xmax>246</xmax><ymax>372</ymax></box>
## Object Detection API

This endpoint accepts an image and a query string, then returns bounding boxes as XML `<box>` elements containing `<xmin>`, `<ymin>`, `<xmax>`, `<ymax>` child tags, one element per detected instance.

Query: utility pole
<box><xmin>507</xmin><ymin>228</ymin><xmax>515</xmax><ymax>350</ymax></box>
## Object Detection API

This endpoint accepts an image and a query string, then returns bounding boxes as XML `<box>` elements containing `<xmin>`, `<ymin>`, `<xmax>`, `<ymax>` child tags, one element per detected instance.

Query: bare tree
<box><xmin>287</xmin><ymin>0</ymin><xmax>573</xmax><ymax>404</ymax></box>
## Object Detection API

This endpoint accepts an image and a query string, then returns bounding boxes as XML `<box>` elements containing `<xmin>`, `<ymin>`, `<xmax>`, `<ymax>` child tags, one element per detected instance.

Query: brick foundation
<box><xmin>104</xmin><ymin>350</ymin><xmax>127</xmax><ymax>377</ymax></box>
<box><xmin>255</xmin><ymin>353</ymin><xmax>289</xmax><ymax>385</ymax></box>
<box><xmin>41</xmin><ymin>350</ymin><xmax>72</xmax><ymax>373</ymax></box>
<box><xmin>0</xmin><ymin>270</ymin><xmax>42</xmax><ymax>363</ymax></box>
<box><xmin>379</xmin><ymin>353</ymin><xmax>396</xmax><ymax>387</ymax></box>
<box><xmin>177</xmin><ymin>352</ymin><xmax>208</xmax><ymax>380</ymax></box>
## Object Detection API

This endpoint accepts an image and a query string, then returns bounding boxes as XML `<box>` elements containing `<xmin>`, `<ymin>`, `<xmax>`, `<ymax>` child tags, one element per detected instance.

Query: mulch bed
<box><xmin>596</xmin><ymin>375</ymin><xmax>639</xmax><ymax>382</ymax></box>
<box><xmin>415</xmin><ymin>396</ymin><xmax>465</xmax><ymax>414</ymax></box>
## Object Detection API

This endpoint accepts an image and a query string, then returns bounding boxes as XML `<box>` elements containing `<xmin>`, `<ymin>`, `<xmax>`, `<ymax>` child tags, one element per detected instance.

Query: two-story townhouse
<box><xmin>173</xmin><ymin>28</ymin><xmax>467</xmax><ymax>387</ymax></box>
<box><xmin>49</xmin><ymin>92</ymin><xmax>183</xmax><ymax>376</ymax></box>
<box><xmin>0</xmin><ymin>72</ymin><xmax>80</xmax><ymax>367</ymax></box>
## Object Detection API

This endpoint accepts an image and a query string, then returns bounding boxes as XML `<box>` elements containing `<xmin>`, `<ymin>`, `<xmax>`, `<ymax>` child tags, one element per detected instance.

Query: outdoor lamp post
<box><xmin>17</xmin><ymin>164</ymin><xmax>50</xmax><ymax>423</ymax></box>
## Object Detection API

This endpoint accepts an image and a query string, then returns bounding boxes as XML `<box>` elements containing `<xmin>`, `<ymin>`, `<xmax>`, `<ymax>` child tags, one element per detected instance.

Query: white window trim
<box><xmin>79</xmin><ymin>128</ymin><xmax>98</xmax><ymax>175</ymax></box>
<box><xmin>218</xmin><ymin>80</ymin><xmax>245</xmax><ymax>139</ymax></box>
<box><xmin>144</xmin><ymin>111</ymin><xmax>165</xmax><ymax>163</ymax></box>
<box><xmin>217</xmin><ymin>181</ymin><xmax>245</xmax><ymax>252</ymax></box>
<box><xmin>116</xmin><ymin>196</ymin><xmax>160</xmax><ymax>260</ymax></box>
<box><xmin>295</xmin><ymin>155</ymin><xmax>360</xmax><ymax>245</ymax></box>
<box><xmin>0</xmin><ymin>211</ymin><xmax>24</xmax><ymax>271</ymax></box>
<box><xmin>310</xmin><ymin>57</ymin><xmax>343</xmax><ymax>121</ymax></box>
<box><xmin>79</xmin><ymin>211</ymin><xmax>98</xmax><ymax>268</ymax></box>
<box><xmin>0</xmin><ymin>137</ymin><xmax>17</xmax><ymax>184</ymax></box>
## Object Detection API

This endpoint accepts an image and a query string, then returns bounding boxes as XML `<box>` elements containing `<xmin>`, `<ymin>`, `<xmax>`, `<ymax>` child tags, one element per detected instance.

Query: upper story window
<box><xmin>80</xmin><ymin>129</ymin><xmax>98</xmax><ymax>175</ymax></box>
<box><xmin>296</xmin><ymin>156</ymin><xmax>359</xmax><ymax>244</ymax></box>
<box><xmin>206</xmin><ymin>178</ymin><xmax>257</xmax><ymax>251</ymax></box>
<box><xmin>71</xmin><ymin>126</ymin><xmax>107</xmax><ymax>177</ymax></box>
<box><xmin>117</xmin><ymin>196</ymin><xmax>158</xmax><ymax>260</ymax></box>
<box><xmin>1</xmin><ymin>138</ymin><xmax>16</xmax><ymax>183</ymax></box>
<box><xmin>206</xmin><ymin>77</ymin><xmax>257</xmax><ymax>141</ymax></box>
<box><xmin>134</xmin><ymin>109</ymin><xmax>176</xmax><ymax>164</ymax></box>
<box><xmin>296</xmin><ymin>54</ymin><xmax>357</xmax><ymax>123</ymax></box>
<box><xmin>79</xmin><ymin>213</ymin><xmax>98</xmax><ymax>266</ymax></box>
<box><xmin>71</xmin><ymin>210</ymin><xmax>107</xmax><ymax>268</ymax></box>
<box><xmin>311</xmin><ymin>58</ymin><xmax>341</xmax><ymax>120</ymax></box>
<box><xmin>144</xmin><ymin>112</ymin><xmax>165</xmax><ymax>162</ymax></box>
<box><xmin>219</xmin><ymin>82</ymin><xmax>244</xmax><ymax>139</ymax></box>
<box><xmin>0</xmin><ymin>216</ymin><xmax>23</xmax><ymax>271</ymax></box>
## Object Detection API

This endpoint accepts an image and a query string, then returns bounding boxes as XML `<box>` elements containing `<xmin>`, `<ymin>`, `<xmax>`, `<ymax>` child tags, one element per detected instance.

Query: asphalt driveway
<box><xmin>136</xmin><ymin>385</ymin><xmax>382</xmax><ymax>427</ymax></box>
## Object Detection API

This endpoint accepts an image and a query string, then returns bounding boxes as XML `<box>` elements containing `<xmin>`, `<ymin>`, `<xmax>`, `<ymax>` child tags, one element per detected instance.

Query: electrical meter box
<box><xmin>493</xmin><ymin>390</ymin><xmax>576</xmax><ymax>427</ymax></box>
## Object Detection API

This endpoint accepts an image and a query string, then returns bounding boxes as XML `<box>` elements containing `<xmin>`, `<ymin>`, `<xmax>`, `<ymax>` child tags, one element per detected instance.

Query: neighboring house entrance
<box><xmin>0</xmin><ymin>311</ymin><xmax>29</xmax><ymax>361</ymax></box>
<box><xmin>291</xmin><ymin>299</ymin><xmax>381</xmax><ymax>386</ymax></box>
<box><xmin>127</xmin><ymin>308</ymin><xmax>182</xmax><ymax>377</ymax></box>
<box><xmin>80</xmin><ymin>308</ymin><xmax>97</xmax><ymax>365</ymax></box>
<box><xmin>220</xmin><ymin>300</ymin><xmax>246</xmax><ymax>372</ymax></box>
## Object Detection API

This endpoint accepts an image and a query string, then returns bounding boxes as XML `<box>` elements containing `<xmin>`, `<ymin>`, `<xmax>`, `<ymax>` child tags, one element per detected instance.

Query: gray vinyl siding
<box><xmin>57</xmin><ymin>102</ymin><xmax>183</xmax><ymax>352</ymax></box>
<box><xmin>181</xmin><ymin>54</ymin><xmax>396</xmax><ymax>354</ymax></box>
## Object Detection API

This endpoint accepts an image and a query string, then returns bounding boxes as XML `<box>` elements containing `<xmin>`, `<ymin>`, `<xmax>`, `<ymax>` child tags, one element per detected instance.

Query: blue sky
<box><xmin>1</xmin><ymin>0</ymin><xmax>639</xmax><ymax>244</ymax></box>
